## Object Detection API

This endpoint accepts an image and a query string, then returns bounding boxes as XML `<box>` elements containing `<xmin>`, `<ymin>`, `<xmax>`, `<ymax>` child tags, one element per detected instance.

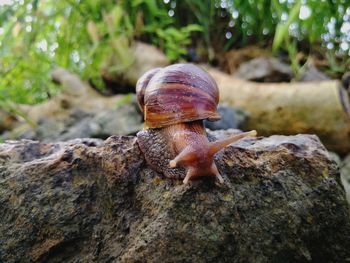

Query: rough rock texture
<box><xmin>0</xmin><ymin>133</ymin><xmax>350</xmax><ymax>263</ymax></box>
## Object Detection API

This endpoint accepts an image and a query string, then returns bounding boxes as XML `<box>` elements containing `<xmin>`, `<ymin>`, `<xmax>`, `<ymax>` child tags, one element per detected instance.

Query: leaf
<box><xmin>182</xmin><ymin>24</ymin><xmax>203</xmax><ymax>33</ymax></box>
<box><xmin>272</xmin><ymin>0</ymin><xmax>302</xmax><ymax>51</ymax></box>
<box><xmin>87</xmin><ymin>20</ymin><xmax>99</xmax><ymax>44</ymax></box>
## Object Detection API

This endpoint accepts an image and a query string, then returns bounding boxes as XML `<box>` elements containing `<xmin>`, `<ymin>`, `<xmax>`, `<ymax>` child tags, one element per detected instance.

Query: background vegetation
<box><xmin>0</xmin><ymin>0</ymin><xmax>349</xmax><ymax>105</ymax></box>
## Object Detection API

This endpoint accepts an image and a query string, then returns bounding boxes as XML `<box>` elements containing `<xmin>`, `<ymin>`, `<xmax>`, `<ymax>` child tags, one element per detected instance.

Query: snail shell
<box><xmin>136</xmin><ymin>64</ymin><xmax>220</xmax><ymax>128</ymax></box>
<box><xmin>136</xmin><ymin>63</ymin><xmax>256</xmax><ymax>184</ymax></box>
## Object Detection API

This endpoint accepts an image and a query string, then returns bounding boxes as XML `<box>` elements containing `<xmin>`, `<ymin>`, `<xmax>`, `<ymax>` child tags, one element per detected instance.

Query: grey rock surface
<box><xmin>234</xmin><ymin>57</ymin><xmax>293</xmax><ymax>82</ymax></box>
<box><xmin>102</xmin><ymin>41</ymin><xmax>170</xmax><ymax>90</ymax></box>
<box><xmin>204</xmin><ymin>104</ymin><xmax>248</xmax><ymax>130</ymax></box>
<box><xmin>340</xmin><ymin>154</ymin><xmax>350</xmax><ymax>203</ymax></box>
<box><xmin>2</xmin><ymin>103</ymin><xmax>142</xmax><ymax>142</ymax></box>
<box><xmin>0</xmin><ymin>133</ymin><xmax>349</xmax><ymax>262</ymax></box>
<box><xmin>342</xmin><ymin>72</ymin><xmax>350</xmax><ymax>91</ymax></box>
<box><xmin>0</xmin><ymin>69</ymin><xmax>143</xmax><ymax>142</ymax></box>
<box><xmin>299</xmin><ymin>64</ymin><xmax>330</xmax><ymax>82</ymax></box>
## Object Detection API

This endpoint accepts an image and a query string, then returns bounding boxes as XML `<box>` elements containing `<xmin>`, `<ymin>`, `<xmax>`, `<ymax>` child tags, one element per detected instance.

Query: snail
<box><xmin>136</xmin><ymin>63</ymin><xmax>257</xmax><ymax>184</ymax></box>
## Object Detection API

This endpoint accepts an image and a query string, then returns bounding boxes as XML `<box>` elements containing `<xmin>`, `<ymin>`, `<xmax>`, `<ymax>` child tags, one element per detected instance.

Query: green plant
<box><xmin>149</xmin><ymin>24</ymin><xmax>202</xmax><ymax>61</ymax></box>
<box><xmin>272</xmin><ymin>0</ymin><xmax>302</xmax><ymax>52</ymax></box>
<box><xmin>168</xmin><ymin>0</ymin><xmax>349</xmax><ymax>75</ymax></box>
<box><xmin>0</xmin><ymin>0</ymin><xmax>203</xmax><ymax>106</ymax></box>
<box><xmin>1</xmin><ymin>0</ymin><xmax>349</xmax><ymax>109</ymax></box>
<box><xmin>272</xmin><ymin>0</ymin><xmax>303</xmax><ymax>77</ymax></box>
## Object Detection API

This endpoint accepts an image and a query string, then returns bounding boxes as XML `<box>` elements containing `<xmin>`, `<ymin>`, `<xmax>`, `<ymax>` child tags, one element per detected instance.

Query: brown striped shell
<box><xmin>136</xmin><ymin>67</ymin><xmax>161</xmax><ymax>111</ymax></box>
<box><xmin>136</xmin><ymin>64</ymin><xmax>220</xmax><ymax>128</ymax></box>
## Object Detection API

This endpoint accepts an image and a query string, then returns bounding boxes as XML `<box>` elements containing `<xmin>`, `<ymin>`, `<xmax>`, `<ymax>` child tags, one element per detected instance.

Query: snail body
<box><xmin>136</xmin><ymin>64</ymin><xmax>256</xmax><ymax>184</ymax></box>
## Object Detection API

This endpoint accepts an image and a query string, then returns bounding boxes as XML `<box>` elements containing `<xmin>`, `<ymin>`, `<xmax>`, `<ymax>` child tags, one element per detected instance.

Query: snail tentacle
<box><xmin>208</xmin><ymin>130</ymin><xmax>257</xmax><ymax>155</ymax></box>
<box><xmin>135</xmin><ymin>63</ymin><xmax>257</xmax><ymax>184</ymax></box>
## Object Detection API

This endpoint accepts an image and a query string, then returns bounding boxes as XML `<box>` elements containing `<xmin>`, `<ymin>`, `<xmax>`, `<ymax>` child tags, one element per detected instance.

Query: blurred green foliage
<box><xmin>149</xmin><ymin>24</ymin><xmax>202</xmax><ymax>61</ymax></box>
<box><xmin>0</xmin><ymin>0</ymin><xmax>349</xmax><ymax>105</ymax></box>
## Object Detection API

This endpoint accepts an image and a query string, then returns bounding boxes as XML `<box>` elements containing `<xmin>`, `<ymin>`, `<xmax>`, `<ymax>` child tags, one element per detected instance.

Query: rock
<box><xmin>342</xmin><ymin>71</ymin><xmax>350</xmax><ymax>91</ymax></box>
<box><xmin>91</xmin><ymin>103</ymin><xmax>142</xmax><ymax>137</ymax></box>
<box><xmin>299</xmin><ymin>64</ymin><xmax>330</xmax><ymax>82</ymax></box>
<box><xmin>327</xmin><ymin>151</ymin><xmax>341</xmax><ymax>166</ymax></box>
<box><xmin>1</xmin><ymin>69</ymin><xmax>143</xmax><ymax>142</ymax></box>
<box><xmin>326</xmin><ymin>151</ymin><xmax>349</xmax><ymax>203</ymax></box>
<box><xmin>340</xmin><ymin>154</ymin><xmax>350</xmax><ymax>203</ymax></box>
<box><xmin>55</xmin><ymin>104</ymin><xmax>142</xmax><ymax>140</ymax></box>
<box><xmin>220</xmin><ymin>46</ymin><xmax>271</xmax><ymax>74</ymax></box>
<box><xmin>101</xmin><ymin>42</ymin><xmax>170</xmax><ymax>91</ymax></box>
<box><xmin>0</xmin><ymin>109</ymin><xmax>19</xmax><ymax>134</ymax></box>
<box><xmin>2</xmin><ymin>103</ymin><xmax>142</xmax><ymax>142</ymax></box>
<box><xmin>234</xmin><ymin>57</ymin><xmax>293</xmax><ymax>82</ymax></box>
<box><xmin>208</xmin><ymin>67</ymin><xmax>350</xmax><ymax>154</ymax></box>
<box><xmin>0</xmin><ymin>110</ymin><xmax>17</xmax><ymax>134</ymax></box>
<box><xmin>204</xmin><ymin>104</ymin><xmax>248</xmax><ymax>130</ymax></box>
<box><xmin>341</xmin><ymin>174</ymin><xmax>350</xmax><ymax>204</ymax></box>
<box><xmin>0</xmin><ymin>133</ymin><xmax>349</xmax><ymax>262</ymax></box>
